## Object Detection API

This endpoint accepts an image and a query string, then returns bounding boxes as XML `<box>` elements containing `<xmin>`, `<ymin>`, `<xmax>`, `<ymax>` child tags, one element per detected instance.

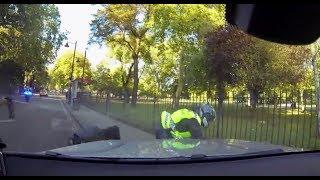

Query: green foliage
<box><xmin>0</xmin><ymin>4</ymin><xmax>67</xmax><ymax>87</ymax></box>
<box><xmin>32</xmin><ymin>68</ymin><xmax>50</xmax><ymax>90</ymax></box>
<box><xmin>91</xmin><ymin>61</ymin><xmax>122</xmax><ymax>96</ymax></box>
<box><xmin>139</xmin><ymin>44</ymin><xmax>176</xmax><ymax>98</ymax></box>
<box><xmin>90</xmin><ymin>4</ymin><xmax>155</xmax><ymax>104</ymax></box>
<box><xmin>0</xmin><ymin>60</ymin><xmax>24</xmax><ymax>94</ymax></box>
<box><xmin>89</xmin><ymin>4</ymin><xmax>315</xmax><ymax>106</ymax></box>
<box><xmin>143</xmin><ymin>4</ymin><xmax>226</xmax><ymax>103</ymax></box>
<box><xmin>49</xmin><ymin>50</ymin><xmax>92</xmax><ymax>91</ymax></box>
<box><xmin>206</xmin><ymin>25</ymin><xmax>312</xmax><ymax>106</ymax></box>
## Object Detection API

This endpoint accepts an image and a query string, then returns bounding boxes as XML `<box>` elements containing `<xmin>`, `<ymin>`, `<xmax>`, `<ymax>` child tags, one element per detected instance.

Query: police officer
<box><xmin>4</xmin><ymin>96</ymin><xmax>14</xmax><ymax>119</ymax></box>
<box><xmin>23</xmin><ymin>87</ymin><xmax>32</xmax><ymax>102</ymax></box>
<box><xmin>156</xmin><ymin>103</ymin><xmax>216</xmax><ymax>139</ymax></box>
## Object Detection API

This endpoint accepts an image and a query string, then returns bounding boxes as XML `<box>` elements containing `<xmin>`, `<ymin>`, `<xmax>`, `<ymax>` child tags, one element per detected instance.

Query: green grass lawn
<box><xmin>83</xmin><ymin>98</ymin><xmax>320</xmax><ymax>150</ymax></box>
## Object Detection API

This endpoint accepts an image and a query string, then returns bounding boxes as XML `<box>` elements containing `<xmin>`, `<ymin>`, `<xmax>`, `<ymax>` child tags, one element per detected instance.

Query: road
<box><xmin>0</xmin><ymin>95</ymin><xmax>77</xmax><ymax>153</ymax></box>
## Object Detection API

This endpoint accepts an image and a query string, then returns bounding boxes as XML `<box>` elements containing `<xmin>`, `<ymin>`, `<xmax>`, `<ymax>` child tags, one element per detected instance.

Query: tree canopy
<box><xmin>0</xmin><ymin>4</ymin><xmax>66</xmax><ymax>90</ymax></box>
<box><xmin>49</xmin><ymin>50</ymin><xmax>92</xmax><ymax>91</ymax></box>
<box><xmin>88</xmin><ymin>4</ymin><xmax>316</xmax><ymax>111</ymax></box>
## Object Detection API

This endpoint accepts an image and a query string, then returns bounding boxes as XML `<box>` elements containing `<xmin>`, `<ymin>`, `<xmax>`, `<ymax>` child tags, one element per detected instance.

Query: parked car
<box><xmin>39</xmin><ymin>90</ymin><xmax>48</xmax><ymax>97</ymax></box>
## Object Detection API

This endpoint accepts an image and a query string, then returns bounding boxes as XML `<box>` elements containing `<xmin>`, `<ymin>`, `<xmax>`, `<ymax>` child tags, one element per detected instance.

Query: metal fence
<box><xmin>81</xmin><ymin>90</ymin><xmax>320</xmax><ymax>150</ymax></box>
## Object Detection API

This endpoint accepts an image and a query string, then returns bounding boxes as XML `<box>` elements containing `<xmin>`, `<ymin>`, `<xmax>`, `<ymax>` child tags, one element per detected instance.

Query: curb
<box><xmin>81</xmin><ymin>103</ymin><xmax>154</xmax><ymax>135</ymax></box>
<box><xmin>107</xmin><ymin>113</ymin><xmax>154</xmax><ymax>135</ymax></box>
<box><xmin>61</xmin><ymin>101</ymin><xmax>85</xmax><ymax>131</ymax></box>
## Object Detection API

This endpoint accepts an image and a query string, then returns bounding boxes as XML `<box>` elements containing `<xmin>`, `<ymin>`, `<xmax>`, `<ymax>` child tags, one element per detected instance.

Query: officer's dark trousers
<box><xmin>6</xmin><ymin>99</ymin><xmax>14</xmax><ymax>119</ymax></box>
<box><xmin>155</xmin><ymin>128</ymin><xmax>173</xmax><ymax>139</ymax></box>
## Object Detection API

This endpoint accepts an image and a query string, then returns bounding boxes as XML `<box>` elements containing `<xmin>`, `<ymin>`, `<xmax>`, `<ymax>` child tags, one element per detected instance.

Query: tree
<box><xmin>49</xmin><ymin>50</ymin><xmax>92</xmax><ymax>92</ymax></box>
<box><xmin>311</xmin><ymin>41</ymin><xmax>320</xmax><ymax>135</ymax></box>
<box><xmin>30</xmin><ymin>67</ymin><xmax>50</xmax><ymax>91</ymax></box>
<box><xmin>105</xmin><ymin>44</ymin><xmax>134</xmax><ymax>103</ymax></box>
<box><xmin>0</xmin><ymin>60</ymin><xmax>24</xmax><ymax>94</ymax></box>
<box><xmin>89</xmin><ymin>4</ymin><xmax>154</xmax><ymax>105</ymax></box>
<box><xmin>0</xmin><ymin>4</ymin><xmax>66</xmax><ymax>87</ymax></box>
<box><xmin>91</xmin><ymin>62</ymin><xmax>110</xmax><ymax>98</ymax></box>
<box><xmin>240</xmin><ymin>40</ymin><xmax>311</xmax><ymax>108</ymax></box>
<box><xmin>206</xmin><ymin>25</ymin><xmax>311</xmax><ymax>110</ymax></box>
<box><xmin>91</xmin><ymin>61</ymin><xmax>122</xmax><ymax>99</ymax></box>
<box><xmin>139</xmin><ymin>45</ymin><xmax>175</xmax><ymax>99</ymax></box>
<box><xmin>151</xmin><ymin>4</ymin><xmax>226</xmax><ymax>108</ymax></box>
<box><xmin>206</xmin><ymin>25</ymin><xmax>250</xmax><ymax>117</ymax></box>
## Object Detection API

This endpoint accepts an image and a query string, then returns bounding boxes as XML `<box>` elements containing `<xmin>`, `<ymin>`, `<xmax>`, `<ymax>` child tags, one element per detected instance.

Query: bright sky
<box><xmin>54</xmin><ymin>4</ymin><xmax>111</xmax><ymax>69</ymax></box>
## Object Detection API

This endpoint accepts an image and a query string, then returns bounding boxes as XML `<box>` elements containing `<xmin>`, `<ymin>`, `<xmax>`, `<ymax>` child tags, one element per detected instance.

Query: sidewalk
<box><xmin>65</xmin><ymin>102</ymin><xmax>154</xmax><ymax>141</ymax></box>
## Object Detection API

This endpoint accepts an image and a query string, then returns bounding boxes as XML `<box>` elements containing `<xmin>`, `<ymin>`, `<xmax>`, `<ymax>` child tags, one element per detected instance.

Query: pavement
<box><xmin>0</xmin><ymin>95</ymin><xmax>76</xmax><ymax>153</ymax></box>
<box><xmin>0</xmin><ymin>94</ymin><xmax>154</xmax><ymax>153</ymax></box>
<box><xmin>65</xmin><ymin>102</ymin><xmax>154</xmax><ymax>142</ymax></box>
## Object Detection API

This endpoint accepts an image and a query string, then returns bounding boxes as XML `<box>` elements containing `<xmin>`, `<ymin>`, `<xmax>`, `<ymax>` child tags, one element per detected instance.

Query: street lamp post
<box><xmin>65</xmin><ymin>41</ymin><xmax>77</xmax><ymax>108</ymax></box>
<box><xmin>78</xmin><ymin>50</ymin><xmax>87</xmax><ymax>93</ymax></box>
<box><xmin>82</xmin><ymin>50</ymin><xmax>86</xmax><ymax>81</ymax></box>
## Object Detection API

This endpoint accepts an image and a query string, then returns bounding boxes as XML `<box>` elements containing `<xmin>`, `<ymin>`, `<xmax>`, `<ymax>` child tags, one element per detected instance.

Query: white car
<box><xmin>39</xmin><ymin>90</ymin><xmax>48</xmax><ymax>97</ymax></box>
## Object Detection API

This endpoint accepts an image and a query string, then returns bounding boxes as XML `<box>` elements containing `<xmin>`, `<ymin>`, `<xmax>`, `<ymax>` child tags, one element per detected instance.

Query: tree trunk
<box><xmin>249</xmin><ymin>89</ymin><xmax>259</xmax><ymax>109</ymax></box>
<box><xmin>96</xmin><ymin>92</ymin><xmax>99</xmax><ymax>102</ymax></box>
<box><xmin>124</xmin><ymin>87</ymin><xmax>130</xmax><ymax>104</ymax></box>
<box><xmin>173</xmin><ymin>81</ymin><xmax>183</xmax><ymax>109</ymax></box>
<box><xmin>291</xmin><ymin>96</ymin><xmax>297</xmax><ymax>109</ymax></box>
<box><xmin>216</xmin><ymin>82</ymin><xmax>224</xmax><ymax>120</ymax></box>
<box><xmin>207</xmin><ymin>82</ymin><xmax>213</xmax><ymax>103</ymax></box>
<box><xmin>105</xmin><ymin>91</ymin><xmax>110</xmax><ymax>113</ymax></box>
<box><xmin>131</xmin><ymin>54</ymin><xmax>139</xmax><ymax>106</ymax></box>
<box><xmin>121</xmin><ymin>62</ymin><xmax>134</xmax><ymax>104</ymax></box>
<box><xmin>216</xmin><ymin>81</ymin><xmax>225</xmax><ymax>138</ymax></box>
<box><xmin>312</xmin><ymin>50</ymin><xmax>320</xmax><ymax>136</ymax></box>
<box><xmin>173</xmin><ymin>58</ymin><xmax>184</xmax><ymax>109</ymax></box>
<box><xmin>300</xmin><ymin>90</ymin><xmax>305</xmax><ymax>112</ymax></box>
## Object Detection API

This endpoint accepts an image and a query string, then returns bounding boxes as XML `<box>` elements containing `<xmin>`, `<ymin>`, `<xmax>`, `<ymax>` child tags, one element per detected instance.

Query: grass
<box><xmin>83</xmin><ymin>98</ymin><xmax>320</xmax><ymax>150</ymax></box>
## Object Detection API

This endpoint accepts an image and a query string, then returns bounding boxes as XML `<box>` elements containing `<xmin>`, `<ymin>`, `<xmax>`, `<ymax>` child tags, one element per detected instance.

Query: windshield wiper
<box><xmin>45</xmin><ymin>151</ymin><xmax>74</xmax><ymax>158</ymax></box>
<box><xmin>240</xmin><ymin>148</ymin><xmax>285</xmax><ymax>156</ymax></box>
<box><xmin>44</xmin><ymin>149</ymin><xmax>287</xmax><ymax>163</ymax></box>
<box><xmin>176</xmin><ymin>149</ymin><xmax>286</xmax><ymax>160</ymax></box>
<box><xmin>168</xmin><ymin>149</ymin><xmax>287</xmax><ymax>162</ymax></box>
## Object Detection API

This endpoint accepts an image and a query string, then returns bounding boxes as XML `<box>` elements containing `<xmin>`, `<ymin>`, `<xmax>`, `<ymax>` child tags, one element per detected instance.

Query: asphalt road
<box><xmin>0</xmin><ymin>95</ymin><xmax>77</xmax><ymax>153</ymax></box>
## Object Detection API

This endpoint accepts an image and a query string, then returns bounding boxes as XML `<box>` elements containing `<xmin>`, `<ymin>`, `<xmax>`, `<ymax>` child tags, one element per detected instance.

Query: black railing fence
<box><xmin>81</xmin><ymin>90</ymin><xmax>320</xmax><ymax>150</ymax></box>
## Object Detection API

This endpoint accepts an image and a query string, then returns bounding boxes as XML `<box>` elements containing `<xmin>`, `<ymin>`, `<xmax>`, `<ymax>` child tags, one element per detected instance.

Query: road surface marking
<box><xmin>36</xmin><ymin>97</ymin><xmax>62</xmax><ymax>101</ymax></box>
<box><xmin>13</xmin><ymin>100</ymin><xmax>28</xmax><ymax>104</ymax></box>
<box><xmin>0</xmin><ymin>119</ymin><xmax>16</xmax><ymax>123</ymax></box>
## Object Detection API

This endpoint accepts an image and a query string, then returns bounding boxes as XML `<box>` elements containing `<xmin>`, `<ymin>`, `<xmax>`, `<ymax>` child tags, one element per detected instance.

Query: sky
<box><xmin>54</xmin><ymin>4</ymin><xmax>111</xmax><ymax>69</ymax></box>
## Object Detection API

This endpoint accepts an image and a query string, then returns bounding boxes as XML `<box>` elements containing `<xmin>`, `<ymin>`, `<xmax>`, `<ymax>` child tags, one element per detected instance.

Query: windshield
<box><xmin>0</xmin><ymin>4</ymin><xmax>317</xmax><ymax>159</ymax></box>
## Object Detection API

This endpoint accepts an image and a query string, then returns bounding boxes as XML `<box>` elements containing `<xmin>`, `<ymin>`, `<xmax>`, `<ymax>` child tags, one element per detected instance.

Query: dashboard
<box><xmin>2</xmin><ymin>151</ymin><xmax>320</xmax><ymax>176</ymax></box>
